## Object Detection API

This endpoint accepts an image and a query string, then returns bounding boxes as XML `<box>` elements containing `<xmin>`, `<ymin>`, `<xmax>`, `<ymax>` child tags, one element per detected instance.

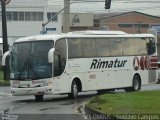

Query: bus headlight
<box><xmin>48</xmin><ymin>81</ymin><xmax>53</xmax><ymax>86</ymax></box>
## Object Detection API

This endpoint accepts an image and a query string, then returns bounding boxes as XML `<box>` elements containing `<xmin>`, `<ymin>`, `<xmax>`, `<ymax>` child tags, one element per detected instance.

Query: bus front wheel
<box><xmin>35</xmin><ymin>95</ymin><xmax>44</xmax><ymax>102</ymax></box>
<box><xmin>68</xmin><ymin>81</ymin><xmax>78</xmax><ymax>99</ymax></box>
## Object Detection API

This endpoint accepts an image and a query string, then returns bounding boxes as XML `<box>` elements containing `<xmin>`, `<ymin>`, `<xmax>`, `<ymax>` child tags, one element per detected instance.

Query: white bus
<box><xmin>2</xmin><ymin>30</ymin><xmax>158</xmax><ymax>101</ymax></box>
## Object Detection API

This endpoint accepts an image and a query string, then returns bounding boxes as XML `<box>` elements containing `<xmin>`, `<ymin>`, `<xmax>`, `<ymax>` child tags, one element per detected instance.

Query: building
<box><xmin>1</xmin><ymin>0</ymin><xmax>160</xmax><ymax>46</ymax></box>
<box><xmin>94</xmin><ymin>11</ymin><xmax>160</xmax><ymax>34</ymax></box>
<box><xmin>69</xmin><ymin>13</ymin><xmax>94</xmax><ymax>31</ymax></box>
<box><xmin>0</xmin><ymin>0</ymin><xmax>62</xmax><ymax>47</ymax></box>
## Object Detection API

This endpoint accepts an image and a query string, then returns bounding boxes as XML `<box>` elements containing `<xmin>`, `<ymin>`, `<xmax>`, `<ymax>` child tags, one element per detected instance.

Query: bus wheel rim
<box><xmin>134</xmin><ymin>79</ymin><xmax>139</xmax><ymax>90</ymax></box>
<box><xmin>73</xmin><ymin>84</ymin><xmax>77</xmax><ymax>96</ymax></box>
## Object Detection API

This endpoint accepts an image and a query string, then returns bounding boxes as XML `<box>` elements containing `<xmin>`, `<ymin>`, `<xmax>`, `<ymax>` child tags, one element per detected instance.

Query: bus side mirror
<box><xmin>48</xmin><ymin>48</ymin><xmax>55</xmax><ymax>63</ymax></box>
<box><xmin>2</xmin><ymin>51</ymin><xmax>11</xmax><ymax>66</ymax></box>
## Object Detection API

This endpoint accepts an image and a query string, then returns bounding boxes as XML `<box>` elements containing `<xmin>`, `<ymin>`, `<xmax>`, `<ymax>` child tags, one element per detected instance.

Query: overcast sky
<box><xmin>48</xmin><ymin>0</ymin><xmax>160</xmax><ymax>16</ymax></box>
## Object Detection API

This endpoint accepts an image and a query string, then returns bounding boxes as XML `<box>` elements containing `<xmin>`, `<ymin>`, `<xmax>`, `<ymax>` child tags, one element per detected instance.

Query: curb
<box><xmin>84</xmin><ymin>104</ymin><xmax>120</xmax><ymax>120</ymax></box>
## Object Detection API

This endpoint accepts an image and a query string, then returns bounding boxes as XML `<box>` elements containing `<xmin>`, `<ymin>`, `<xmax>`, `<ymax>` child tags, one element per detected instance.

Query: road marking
<box><xmin>0</xmin><ymin>93</ymin><xmax>13</xmax><ymax>97</ymax></box>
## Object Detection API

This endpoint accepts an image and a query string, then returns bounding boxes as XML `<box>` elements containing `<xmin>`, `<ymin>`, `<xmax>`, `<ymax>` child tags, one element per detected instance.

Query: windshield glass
<box><xmin>10</xmin><ymin>41</ymin><xmax>53</xmax><ymax>80</ymax></box>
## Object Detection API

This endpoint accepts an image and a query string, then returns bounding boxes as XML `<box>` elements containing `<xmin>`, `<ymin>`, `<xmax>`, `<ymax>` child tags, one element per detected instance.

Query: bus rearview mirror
<box><xmin>2</xmin><ymin>51</ymin><xmax>11</xmax><ymax>66</ymax></box>
<box><xmin>48</xmin><ymin>48</ymin><xmax>55</xmax><ymax>63</ymax></box>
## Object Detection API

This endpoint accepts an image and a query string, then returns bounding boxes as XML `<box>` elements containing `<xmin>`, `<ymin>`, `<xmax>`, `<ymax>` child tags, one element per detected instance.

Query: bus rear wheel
<box><xmin>35</xmin><ymin>95</ymin><xmax>44</xmax><ymax>102</ymax></box>
<box><xmin>125</xmin><ymin>75</ymin><xmax>141</xmax><ymax>92</ymax></box>
<box><xmin>68</xmin><ymin>81</ymin><xmax>78</xmax><ymax>99</ymax></box>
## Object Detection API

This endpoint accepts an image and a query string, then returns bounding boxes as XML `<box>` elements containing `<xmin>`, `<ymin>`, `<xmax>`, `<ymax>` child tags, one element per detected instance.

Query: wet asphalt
<box><xmin>0</xmin><ymin>84</ymin><xmax>160</xmax><ymax>120</ymax></box>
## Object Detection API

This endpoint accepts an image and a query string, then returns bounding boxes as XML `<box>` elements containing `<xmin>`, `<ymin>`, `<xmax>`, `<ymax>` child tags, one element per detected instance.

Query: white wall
<box><xmin>1</xmin><ymin>17</ymin><xmax>62</xmax><ymax>37</ymax></box>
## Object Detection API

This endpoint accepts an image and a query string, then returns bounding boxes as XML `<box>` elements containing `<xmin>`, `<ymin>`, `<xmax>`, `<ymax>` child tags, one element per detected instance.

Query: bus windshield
<box><xmin>10</xmin><ymin>41</ymin><xmax>53</xmax><ymax>80</ymax></box>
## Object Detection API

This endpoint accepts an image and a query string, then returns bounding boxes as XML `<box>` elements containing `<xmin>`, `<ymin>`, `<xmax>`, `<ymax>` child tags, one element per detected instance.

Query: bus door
<box><xmin>54</xmin><ymin>51</ymin><xmax>61</xmax><ymax>76</ymax></box>
<box><xmin>53</xmin><ymin>51</ymin><xmax>62</xmax><ymax>92</ymax></box>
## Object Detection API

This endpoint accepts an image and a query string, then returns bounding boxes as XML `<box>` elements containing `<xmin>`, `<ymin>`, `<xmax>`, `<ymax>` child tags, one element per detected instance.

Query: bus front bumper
<box><xmin>10</xmin><ymin>86</ymin><xmax>53</xmax><ymax>96</ymax></box>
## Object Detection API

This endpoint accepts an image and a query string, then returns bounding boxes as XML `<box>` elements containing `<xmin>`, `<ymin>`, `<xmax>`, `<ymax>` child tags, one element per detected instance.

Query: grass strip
<box><xmin>0</xmin><ymin>80</ymin><xmax>10</xmax><ymax>86</ymax></box>
<box><xmin>0</xmin><ymin>70</ymin><xmax>4</xmax><ymax>80</ymax></box>
<box><xmin>0</xmin><ymin>70</ymin><xmax>9</xmax><ymax>86</ymax></box>
<box><xmin>87</xmin><ymin>91</ymin><xmax>160</xmax><ymax>115</ymax></box>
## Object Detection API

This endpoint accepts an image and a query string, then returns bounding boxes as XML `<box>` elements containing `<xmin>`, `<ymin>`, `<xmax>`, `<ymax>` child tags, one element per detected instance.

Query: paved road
<box><xmin>0</xmin><ymin>87</ymin><xmax>96</xmax><ymax>120</ymax></box>
<box><xmin>0</xmin><ymin>84</ymin><xmax>159</xmax><ymax>120</ymax></box>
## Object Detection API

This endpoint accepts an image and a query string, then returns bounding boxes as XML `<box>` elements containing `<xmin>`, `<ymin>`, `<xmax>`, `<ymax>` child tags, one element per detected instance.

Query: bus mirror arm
<box><xmin>48</xmin><ymin>48</ymin><xmax>55</xmax><ymax>63</ymax></box>
<box><xmin>2</xmin><ymin>51</ymin><xmax>11</xmax><ymax>66</ymax></box>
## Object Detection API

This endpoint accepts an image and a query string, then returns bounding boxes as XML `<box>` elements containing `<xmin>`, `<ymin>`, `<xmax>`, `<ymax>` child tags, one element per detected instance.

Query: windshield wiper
<box><xmin>17</xmin><ymin>59</ymin><xmax>29</xmax><ymax>80</ymax></box>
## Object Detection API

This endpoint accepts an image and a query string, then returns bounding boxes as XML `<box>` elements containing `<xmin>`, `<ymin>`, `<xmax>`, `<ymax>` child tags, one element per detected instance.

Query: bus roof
<box><xmin>15</xmin><ymin>34</ymin><xmax>63</xmax><ymax>43</ymax></box>
<box><xmin>67</xmin><ymin>30</ymin><xmax>127</xmax><ymax>35</ymax></box>
<box><xmin>15</xmin><ymin>30</ymin><xmax>155</xmax><ymax>43</ymax></box>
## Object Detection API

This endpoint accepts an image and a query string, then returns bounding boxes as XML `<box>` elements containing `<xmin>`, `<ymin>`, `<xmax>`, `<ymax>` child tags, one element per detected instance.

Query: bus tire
<box><xmin>35</xmin><ymin>95</ymin><xmax>44</xmax><ymax>102</ymax></box>
<box><xmin>68</xmin><ymin>81</ymin><xmax>78</xmax><ymax>99</ymax></box>
<box><xmin>125</xmin><ymin>75</ymin><xmax>141</xmax><ymax>92</ymax></box>
<box><xmin>132</xmin><ymin>75</ymin><xmax>141</xmax><ymax>91</ymax></box>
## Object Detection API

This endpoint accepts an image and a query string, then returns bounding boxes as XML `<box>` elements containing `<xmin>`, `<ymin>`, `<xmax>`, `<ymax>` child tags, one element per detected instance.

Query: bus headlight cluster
<box><xmin>40</xmin><ymin>81</ymin><xmax>52</xmax><ymax>87</ymax></box>
<box><xmin>48</xmin><ymin>81</ymin><xmax>53</xmax><ymax>86</ymax></box>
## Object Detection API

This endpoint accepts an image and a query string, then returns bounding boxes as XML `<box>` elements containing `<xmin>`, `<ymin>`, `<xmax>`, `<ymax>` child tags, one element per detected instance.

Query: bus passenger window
<box><xmin>68</xmin><ymin>38</ymin><xmax>82</xmax><ymax>58</ymax></box>
<box><xmin>81</xmin><ymin>38</ymin><xmax>96</xmax><ymax>57</ymax></box>
<box><xmin>134</xmin><ymin>38</ymin><xmax>147</xmax><ymax>55</ymax></box>
<box><xmin>122</xmin><ymin>38</ymin><xmax>135</xmax><ymax>56</ymax></box>
<box><xmin>109</xmin><ymin>38</ymin><xmax>122</xmax><ymax>56</ymax></box>
<box><xmin>95</xmin><ymin>38</ymin><xmax>110</xmax><ymax>57</ymax></box>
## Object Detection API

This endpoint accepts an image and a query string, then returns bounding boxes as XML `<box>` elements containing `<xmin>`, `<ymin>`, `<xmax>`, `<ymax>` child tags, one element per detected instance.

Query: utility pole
<box><xmin>63</xmin><ymin>0</ymin><xmax>70</xmax><ymax>33</ymax></box>
<box><xmin>1</xmin><ymin>0</ymin><xmax>10</xmax><ymax>80</ymax></box>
